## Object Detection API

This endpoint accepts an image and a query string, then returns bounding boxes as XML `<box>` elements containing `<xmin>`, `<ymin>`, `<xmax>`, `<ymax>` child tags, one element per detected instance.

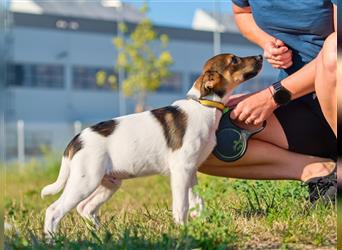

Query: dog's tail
<box><xmin>41</xmin><ymin>157</ymin><xmax>70</xmax><ymax>199</ymax></box>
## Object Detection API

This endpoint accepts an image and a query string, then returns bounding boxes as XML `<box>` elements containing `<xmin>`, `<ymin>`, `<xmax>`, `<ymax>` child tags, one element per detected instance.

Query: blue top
<box><xmin>232</xmin><ymin>0</ymin><xmax>336</xmax><ymax>79</ymax></box>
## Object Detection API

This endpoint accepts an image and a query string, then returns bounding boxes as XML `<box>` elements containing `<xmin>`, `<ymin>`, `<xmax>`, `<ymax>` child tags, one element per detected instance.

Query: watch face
<box><xmin>274</xmin><ymin>89</ymin><xmax>291</xmax><ymax>105</ymax></box>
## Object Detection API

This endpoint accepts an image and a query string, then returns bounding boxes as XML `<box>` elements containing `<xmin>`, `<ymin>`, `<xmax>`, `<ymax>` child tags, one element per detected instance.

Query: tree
<box><xmin>99</xmin><ymin>4</ymin><xmax>173</xmax><ymax>112</ymax></box>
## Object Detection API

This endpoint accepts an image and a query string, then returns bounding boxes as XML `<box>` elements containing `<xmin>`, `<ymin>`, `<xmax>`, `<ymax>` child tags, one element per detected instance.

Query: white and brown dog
<box><xmin>41</xmin><ymin>53</ymin><xmax>263</xmax><ymax>236</ymax></box>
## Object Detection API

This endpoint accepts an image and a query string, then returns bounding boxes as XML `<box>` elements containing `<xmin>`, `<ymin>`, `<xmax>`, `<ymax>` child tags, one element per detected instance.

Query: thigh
<box><xmin>199</xmin><ymin>138</ymin><xmax>329</xmax><ymax>179</ymax></box>
<box><xmin>204</xmin><ymin>138</ymin><xmax>283</xmax><ymax>169</ymax></box>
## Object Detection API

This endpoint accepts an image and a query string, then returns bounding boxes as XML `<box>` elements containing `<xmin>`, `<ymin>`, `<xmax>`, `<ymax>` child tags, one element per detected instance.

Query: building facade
<box><xmin>4</xmin><ymin>2</ymin><xmax>278</xmax><ymax>160</ymax></box>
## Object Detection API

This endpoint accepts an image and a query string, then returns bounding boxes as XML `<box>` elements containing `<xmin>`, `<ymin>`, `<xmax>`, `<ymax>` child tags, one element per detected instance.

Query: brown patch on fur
<box><xmin>64</xmin><ymin>134</ymin><xmax>83</xmax><ymax>159</ymax></box>
<box><xmin>196</xmin><ymin>71</ymin><xmax>227</xmax><ymax>98</ymax></box>
<box><xmin>151</xmin><ymin>106</ymin><xmax>188</xmax><ymax>151</ymax></box>
<box><xmin>91</xmin><ymin>120</ymin><xmax>117</xmax><ymax>137</ymax></box>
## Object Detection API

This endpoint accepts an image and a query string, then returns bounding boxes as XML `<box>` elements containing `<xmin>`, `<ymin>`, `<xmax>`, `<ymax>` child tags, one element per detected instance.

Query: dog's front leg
<box><xmin>170</xmin><ymin>167</ymin><xmax>193</xmax><ymax>224</ymax></box>
<box><xmin>188</xmin><ymin>173</ymin><xmax>204</xmax><ymax>219</ymax></box>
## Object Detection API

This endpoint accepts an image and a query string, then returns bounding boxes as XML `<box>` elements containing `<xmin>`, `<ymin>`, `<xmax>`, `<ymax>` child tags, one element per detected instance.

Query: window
<box><xmin>73</xmin><ymin>66</ymin><xmax>117</xmax><ymax>90</ymax></box>
<box><xmin>7</xmin><ymin>63</ymin><xmax>64</xmax><ymax>88</ymax></box>
<box><xmin>158</xmin><ymin>71</ymin><xmax>183</xmax><ymax>93</ymax></box>
<box><xmin>7</xmin><ymin>64</ymin><xmax>24</xmax><ymax>87</ymax></box>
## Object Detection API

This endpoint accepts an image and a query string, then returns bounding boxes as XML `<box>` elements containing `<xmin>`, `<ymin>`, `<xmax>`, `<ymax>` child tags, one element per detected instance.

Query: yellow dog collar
<box><xmin>198</xmin><ymin>99</ymin><xmax>226</xmax><ymax>112</ymax></box>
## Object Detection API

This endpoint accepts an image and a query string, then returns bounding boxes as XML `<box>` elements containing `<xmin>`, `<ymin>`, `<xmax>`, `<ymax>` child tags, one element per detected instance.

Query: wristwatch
<box><xmin>271</xmin><ymin>81</ymin><xmax>292</xmax><ymax>106</ymax></box>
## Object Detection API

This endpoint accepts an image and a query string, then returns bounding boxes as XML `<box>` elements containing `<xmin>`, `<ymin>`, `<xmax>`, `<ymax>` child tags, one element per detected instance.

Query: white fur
<box><xmin>41</xmin><ymin>86</ymin><xmax>229</xmax><ymax>237</ymax></box>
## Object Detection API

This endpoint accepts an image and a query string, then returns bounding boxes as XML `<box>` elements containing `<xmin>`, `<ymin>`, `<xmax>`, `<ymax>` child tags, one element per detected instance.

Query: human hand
<box><xmin>263</xmin><ymin>39</ymin><xmax>293</xmax><ymax>69</ymax></box>
<box><xmin>230</xmin><ymin>88</ymin><xmax>277</xmax><ymax>125</ymax></box>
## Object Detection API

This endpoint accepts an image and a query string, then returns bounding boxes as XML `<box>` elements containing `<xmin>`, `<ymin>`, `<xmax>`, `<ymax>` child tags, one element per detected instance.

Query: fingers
<box><xmin>230</xmin><ymin>108</ymin><xmax>240</xmax><ymax>120</ymax></box>
<box><xmin>230</xmin><ymin>107</ymin><xmax>245</xmax><ymax>121</ymax></box>
<box><xmin>230</xmin><ymin>101</ymin><xmax>265</xmax><ymax>125</ymax></box>
<box><xmin>237</xmin><ymin>111</ymin><xmax>250</xmax><ymax>122</ymax></box>
<box><xmin>275</xmin><ymin>39</ymin><xmax>285</xmax><ymax>47</ymax></box>
<box><xmin>252</xmin><ymin>118</ymin><xmax>263</xmax><ymax>126</ymax></box>
<box><xmin>231</xmin><ymin>105</ymin><xmax>252</xmax><ymax>123</ymax></box>
<box><xmin>230</xmin><ymin>90</ymin><xmax>274</xmax><ymax>125</ymax></box>
<box><xmin>267</xmin><ymin>58</ymin><xmax>293</xmax><ymax>69</ymax></box>
<box><xmin>264</xmin><ymin>39</ymin><xmax>287</xmax><ymax>55</ymax></box>
<box><xmin>279</xmin><ymin>61</ymin><xmax>293</xmax><ymax>69</ymax></box>
<box><xmin>270</xmin><ymin>46</ymin><xmax>288</xmax><ymax>56</ymax></box>
<box><xmin>245</xmin><ymin>113</ymin><xmax>264</xmax><ymax>125</ymax></box>
<box><xmin>272</xmin><ymin>50</ymin><xmax>292</xmax><ymax>61</ymax></box>
<box><xmin>265</xmin><ymin>49</ymin><xmax>293</xmax><ymax>69</ymax></box>
<box><xmin>245</xmin><ymin>116</ymin><xmax>258</xmax><ymax>125</ymax></box>
<box><xmin>263</xmin><ymin>39</ymin><xmax>293</xmax><ymax>69</ymax></box>
<box><xmin>231</xmin><ymin>109</ymin><xmax>262</xmax><ymax>125</ymax></box>
<box><xmin>265</xmin><ymin>48</ymin><xmax>291</xmax><ymax>59</ymax></box>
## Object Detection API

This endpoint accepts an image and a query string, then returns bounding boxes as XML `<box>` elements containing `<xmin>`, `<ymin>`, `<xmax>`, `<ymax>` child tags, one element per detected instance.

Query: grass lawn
<box><xmin>4</xmin><ymin>156</ymin><xmax>336</xmax><ymax>249</ymax></box>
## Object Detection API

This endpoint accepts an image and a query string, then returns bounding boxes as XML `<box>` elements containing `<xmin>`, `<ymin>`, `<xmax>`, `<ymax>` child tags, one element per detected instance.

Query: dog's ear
<box><xmin>194</xmin><ymin>70</ymin><xmax>226</xmax><ymax>98</ymax></box>
<box><xmin>202</xmin><ymin>71</ymin><xmax>221</xmax><ymax>90</ymax></box>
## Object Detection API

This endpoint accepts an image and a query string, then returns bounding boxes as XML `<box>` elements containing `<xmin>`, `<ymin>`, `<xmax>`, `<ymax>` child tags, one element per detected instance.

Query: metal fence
<box><xmin>4</xmin><ymin>120</ymin><xmax>85</xmax><ymax>162</ymax></box>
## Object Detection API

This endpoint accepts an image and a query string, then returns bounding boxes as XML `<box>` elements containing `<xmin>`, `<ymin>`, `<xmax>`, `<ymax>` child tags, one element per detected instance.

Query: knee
<box><xmin>82</xmin><ymin>204</ymin><xmax>95</xmax><ymax>216</ymax></box>
<box><xmin>76</xmin><ymin>203</ymin><xmax>85</xmax><ymax>216</ymax></box>
<box><xmin>321</xmin><ymin>32</ymin><xmax>337</xmax><ymax>75</ymax></box>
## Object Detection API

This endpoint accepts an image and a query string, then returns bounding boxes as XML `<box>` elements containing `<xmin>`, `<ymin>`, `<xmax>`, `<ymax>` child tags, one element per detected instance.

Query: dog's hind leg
<box><xmin>43</xmin><ymin>154</ymin><xmax>106</xmax><ymax>237</ymax></box>
<box><xmin>76</xmin><ymin>176</ymin><xmax>122</xmax><ymax>227</ymax></box>
<box><xmin>188</xmin><ymin>173</ymin><xmax>204</xmax><ymax>219</ymax></box>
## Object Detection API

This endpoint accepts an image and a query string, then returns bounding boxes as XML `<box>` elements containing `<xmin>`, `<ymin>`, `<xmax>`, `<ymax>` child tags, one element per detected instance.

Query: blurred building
<box><xmin>5</xmin><ymin>0</ymin><xmax>277</xmax><ymax>160</ymax></box>
<box><xmin>192</xmin><ymin>8</ymin><xmax>239</xmax><ymax>33</ymax></box>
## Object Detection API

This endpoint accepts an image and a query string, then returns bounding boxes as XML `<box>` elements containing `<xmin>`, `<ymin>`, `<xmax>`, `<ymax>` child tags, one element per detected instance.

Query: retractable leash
<box><xmin>213</xmin><ymin>108</ymin><xmax>267</xmax><ymax>162</ymax></box>
<box><xmin>188</xmin><ymin>96</ymin><xmax>267</xmax><ymax>162</ymax></box>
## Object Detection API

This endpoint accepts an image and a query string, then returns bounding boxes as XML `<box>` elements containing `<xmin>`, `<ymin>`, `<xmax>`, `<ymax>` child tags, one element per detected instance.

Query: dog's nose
<box><xmin>256</xmin><ymin>55</ymin><xmax>263</xmax><ymax>60</ymax></box>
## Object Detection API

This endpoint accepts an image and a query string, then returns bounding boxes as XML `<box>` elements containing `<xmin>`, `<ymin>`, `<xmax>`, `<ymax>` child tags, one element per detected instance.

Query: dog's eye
<box><xmin>231</xmin><ymin>57</ymin><xmax>238</xmax><ymax>64</ymax></box>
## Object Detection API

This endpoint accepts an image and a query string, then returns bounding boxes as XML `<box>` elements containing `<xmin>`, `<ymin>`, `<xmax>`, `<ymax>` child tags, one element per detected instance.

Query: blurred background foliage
<box><xmin>97</xmin><ymin>3</ymin><xmax>173</xmax><ymax>111</ymax></box>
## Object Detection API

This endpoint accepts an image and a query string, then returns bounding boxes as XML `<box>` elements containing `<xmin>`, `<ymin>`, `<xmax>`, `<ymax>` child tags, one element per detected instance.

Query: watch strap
<box><xmin>271</xmin><ymin>80</ymin><xmax>292</xmax><ymax>106</ymax></box>
<box><xmin>272</xmin><ymin>81</ymin><xmax>283</xmax><ymax>92</ymax></box>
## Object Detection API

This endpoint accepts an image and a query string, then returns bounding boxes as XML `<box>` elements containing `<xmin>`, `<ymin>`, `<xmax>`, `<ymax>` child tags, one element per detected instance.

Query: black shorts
<box><xmin>274</xmin><ymin>93</ymin><xmax>337</xmax><ymax>161</ymax></box>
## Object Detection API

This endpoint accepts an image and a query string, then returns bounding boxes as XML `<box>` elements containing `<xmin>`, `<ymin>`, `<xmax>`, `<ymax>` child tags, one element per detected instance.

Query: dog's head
<box><xmin>189</xmin><ymin>53</ymin><xmax>263</xmax><ymax>99</ymax></box>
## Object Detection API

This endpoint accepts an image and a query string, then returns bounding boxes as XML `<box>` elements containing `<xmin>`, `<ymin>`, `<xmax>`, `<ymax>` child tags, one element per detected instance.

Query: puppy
<box><xmin>41</xmin><ymin>53</ymin><xmax>263</xmax><ymax>236</ymax></box>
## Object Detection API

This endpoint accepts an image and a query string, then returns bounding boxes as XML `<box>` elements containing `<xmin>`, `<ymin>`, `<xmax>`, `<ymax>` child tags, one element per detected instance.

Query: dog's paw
<box><xmin>189</xmin><ymin>209</ymin><xmax>201</xmax><ymax>219</ymax></box>
<box><xmin>173</xmin><ymin>214</ymin><xmax>186</xmax><ymax>225</ymax></box>
<box><xmin>189</xmin><ymin>199</ymin><xmax>204</xmax><ymax>219</ymax></box>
